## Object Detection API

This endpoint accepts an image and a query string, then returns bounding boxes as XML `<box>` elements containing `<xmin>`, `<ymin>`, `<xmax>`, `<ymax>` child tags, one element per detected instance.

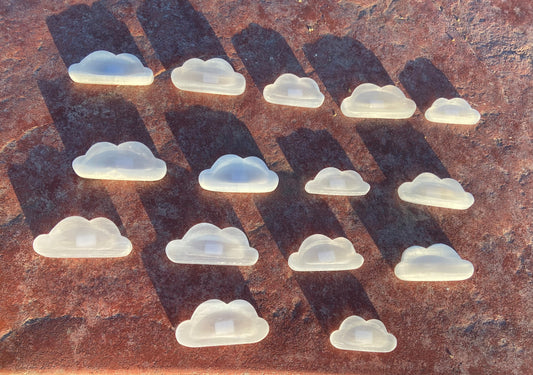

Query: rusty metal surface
<box><xmin>0</xmin><ymin>0</ymin><xmax>531</xmax><ymax>373</ymax></box>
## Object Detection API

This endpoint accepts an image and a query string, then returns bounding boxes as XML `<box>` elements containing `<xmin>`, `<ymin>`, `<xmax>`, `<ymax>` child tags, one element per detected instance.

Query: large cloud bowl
<box><xmin>199</xmin><ymin>155</ymin><xmax>279</xmax><ymax>193</ymax></box>
<box><xmin>398</xmin><ymin>172</ymin><xmax>474</xmax><ymax>210</ymax></box>
<box><xmin>394</xmin><ymin>244</ymin><xmax>474</xmax><ymax>281</ymax></box>
<box><xmin>340</xmin><ymin>83</ymin><xmax>416</xmax><ymax>119</ymax></box>
<box><xmin>305</xmin><ymin>167</ymin><xmax>370</xmax><ymax>196</ymax></box>
<box><xmin>68</xmin><ymin>51</ymin><xmax>154</xmax><ymax>86</ymax></box>
<box><xmin>288</xmin><ymin>234</ymin><xmax>364</xmax><ymax>271</ymax></box>
<box><xmin>165</xmin><ymin>223</ymin><xmax>258</xmax><ymax>266</ymax></box>
<box><xmin>330</xmin><ymin>316</ymin><xmax>397</xmax><ymax>353</ymax></box>
<box><xmin>33</xmin><ymin>216</ymin><xmax>132</xmax><ymax>258</ymax></box>
<box><xmin>424</xmin><ymin>98</ymin><xmax>480</xmax><ymax>125</ymax></box>
<box><xmin>171</xmin><ymin>58</ymin><xmax>246</xmax><ymax>95</ymax></box>
<box><xmin>263</xmin><ymin>73</ymin><xmax>324</xmax><ymax>108</ymax></box>
<box><xmin>176</xmin><ymin>299</ymin><xmax>269</xmax><ymax>347</ymax></box>
<box><xmin>72</xmin><ymin>141</ymin><xmax>167</xmax><ymax>181</ymax></box>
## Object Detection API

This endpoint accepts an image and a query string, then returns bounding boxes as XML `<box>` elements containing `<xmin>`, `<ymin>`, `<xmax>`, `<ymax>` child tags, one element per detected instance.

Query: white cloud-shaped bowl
<box><xmin>330</xmin><ymin>315</ymin><xmax>397</xmax><ymax>352</ymax></box>
<box><xmin>305</xmin><ymin>167</ymin><xmax>370</xmax><ymax>196</ymax></box>
<box><xmin>176</xmin><ymin>299</ymin><xmax>269</xmax><ymax>347</ymax></box>
<box><xmin>424</xmin><ymin>98</ymin><xmax>480</xmax><ymax>125</ymax></box>
<box><xmin>33</xmin><ymin>216</ymin><xmax>132</xmax><ymax>258</ymax></box>
<box><xmin>68</xmin><ymin>50</ymin><xmax>154</xmax><ymax>86</ymax></box>
<box><xmin>394</xmin><ymin>244</ymin><xmax>474</xmax><ymax>281</ymax></box>
<box><xmin>398</xmin><ymin>172</ymin><xmax>474</xmax><ymax>210</ymax></box>
<box><xmin>166</xmin><ymin>223</ymin><xmax>258</xmax><ymax>266</ymax></box>
<box><xmin>171</xmin><ymin>58</ymin><xmax>246</xmax><ymax>95</ymax></box>
<box><xmin>288</xmin><ymin>234</ymin><xmax>364</xmax><ymax>271</ymax></box>
<box><xmin>199</xmin><ymin>154</ymin><xmax>279</xmax><ymax>193</ymax></box>
<box><xmin>72</xmin><ymin>141</ymin><xmax>167</xmax><ymax>181</ymax></box>
<box><xmin>340</xmin><ymin>83</ymin><xmax>416</xmax><ymax>119</ymax></box>
<box><xmin>263</xmin><ymin>73</ymin><xmax>324</xmax><ymax>108</ymax></box>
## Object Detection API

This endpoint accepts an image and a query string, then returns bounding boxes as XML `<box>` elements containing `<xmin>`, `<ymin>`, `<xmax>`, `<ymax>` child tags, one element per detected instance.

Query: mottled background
<box><xmin>0</xmin><ymin>0</ymin><xmax>531</xmax><ymax>374</ymax></box>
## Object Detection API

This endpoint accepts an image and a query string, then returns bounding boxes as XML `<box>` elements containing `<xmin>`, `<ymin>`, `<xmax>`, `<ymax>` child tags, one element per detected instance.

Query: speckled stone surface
<box><xmin>0</xmin><ymin>0</ymin><xmax>531</xmax><ymax>374</ymax></box>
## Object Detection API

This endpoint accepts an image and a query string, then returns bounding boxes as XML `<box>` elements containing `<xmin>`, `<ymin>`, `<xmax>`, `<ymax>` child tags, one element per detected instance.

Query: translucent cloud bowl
<box><xmin>398</xmin><ymin>172</ymin><xmax>474</xmax><ymax>209</ymax></box>
<box><xmin>330</xmin><ymin>315</ymin><xmax>397</xmax><ymax>352</ymax></box>
<box><xmin>199</xmin><ymin>154</ymin><xmax>279</xmax><ymax>193</ymax></box>
<box><xmin>171</xmin><ymin>58</ymin><xmax>246</xmax><ymax>95</ymax></box>
<box><xmin>68</xmin><ymin>51</ymin><xmax>154</xmax><ymax>86</ymax></box>
<box><xmin>394</xmin><ymin>244</ymin><xmax>474</xmax><ymax>281</ymax></box>
<box><xmin>424</xmin><ymin>98</ymin><xmax>480</xmax><ymax>125</ymax></box>
<box><xmin>305</xmin><ymin>167</ymin><xmax>370</xmax><ymax>196</ymax></box>
<box><xmin>33</xmin><ymin>216</ymin><xmax>132</xmax><ymax>258</ymax></box>
<box><xmin>166</xmin><ymin>223</ymin><xmax>258</xmax><ymax>266</ymax></box>
<box><xmin>72</xmin><ymin>141</ymin><xmax>167</xmax><ymax>181</ymax></box>
<box><xmin>288</xmin><ymin>234</ymin><xmax>364</xmax><ymax>271</ymax></box>
<box><xmin>340</xmin><ymin>83</ymin><xmax>416</xmax><ymax>119</ymax></box>
<box><xmin>263</xmin><ymin>73</ymin><xmax>324</xmax><ymax>108</ymax></box>
<box><xmin>176</xmin><ymin>299</ymin><xmax>269</xmax><ymax>347</ymax></box>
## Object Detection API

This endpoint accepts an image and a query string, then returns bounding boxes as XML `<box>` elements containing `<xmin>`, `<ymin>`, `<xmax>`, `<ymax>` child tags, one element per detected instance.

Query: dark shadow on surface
<box><xmin>37</xmin><ymin>77</ymin><xmax>156</xmax><ymax>159</ymax></box>
<box><xmin>137</xmin><ymin>0</ymin><xmax>227</xmax><ymax>69</ymax></box>
<box><xmin>8</xmin><ymin>145</ymin><xmax>122</xmax><ymax>237</ymax></box>
<box><xmin>47</xmin><ymin>1</ymin><xmax>145</xmax><ymax>67</ymax></box>
<box><xmin>232</xmin><ymin>23</ymin><xmax>306</xmax><ymax>91</ymax></box>
<box><xmin>352</xmin><ymin>122</ymin><xmax>452</xmax><ymax>265</ymax></box>
<box><xmin>17</xmin><ymin>76</ymin><xmax>155</xmax><ymax>236</ymax></box>
<box><xmin>0</xmin><ymin>315</ymin><xmax>86</xmax><ymax>368</ymax></box>
<box><xmin>295</xmin><ymin>273</ymin><xmax>379</xmax><ymax>334</ymax></box>
<box><xmin>277</xmin><ymin>128</ymin><xmax>355</xmax><ymax>180</ymax></box>
<box><xmin>255</xmin><ymin>172</ymin><xmax>346</xmax><ymax>259</ymax></box>
<box><xmin>356</xmin><ymin>122</ymin><xmax>450</xmax><ymax>189</ymax></box>
<box><xmin>143</xmin><ymin>106</ymin><xmax>263</xmax><ymax>326</ymax></box>
<box><xmin>137</xmin><ymin>163</ymin><xmax>255</xmax><ymax>327</ymax></box>
<box><xmin>274</xmin><ymin>126</ymin><xmax>451</xmax><ymax>266</ymax></box>
<box><xmin>141</xmin><ymin>242</ymin><xmax>256</xmax><ymax>328</ymax></box>
<box><xmin>165</xmin><ymin>106</ymin><xmax>263</xmax><ymax>172</ymax></box>
<box><xmin>256</xmin><ymin>129</ymin><xmax>372</xmax><ymax>332</ymax></box>
<box><xmin>399</xmin><ymin>57</ymin><xmax>459</xmax><ymax>112</ymax></box>
<box><xmin>255</xmin><ymin>128</ymin><xmax>350</xmax><ymax>257</ymax></box>
<box><xmin>304</xmin><ymin>35</ymin><xmax>393</xmax><ymax>105</ymax></box>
